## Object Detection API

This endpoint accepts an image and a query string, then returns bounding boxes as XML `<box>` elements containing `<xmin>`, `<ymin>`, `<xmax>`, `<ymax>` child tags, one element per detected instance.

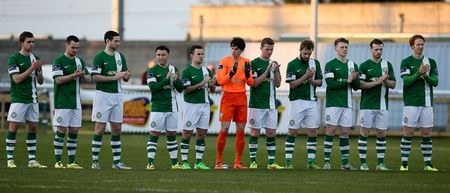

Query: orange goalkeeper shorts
<box><xmin>219</xmin><ymin>92</ymin><xmax>247</xmax><ymax>124</ymax></box>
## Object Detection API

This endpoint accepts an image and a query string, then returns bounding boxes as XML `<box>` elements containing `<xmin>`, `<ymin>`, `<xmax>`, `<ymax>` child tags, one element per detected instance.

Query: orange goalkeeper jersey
<box><xmin>217</xmin><ymin>56</ymin><xmax>254</xmax><ymax>92</ymax></box>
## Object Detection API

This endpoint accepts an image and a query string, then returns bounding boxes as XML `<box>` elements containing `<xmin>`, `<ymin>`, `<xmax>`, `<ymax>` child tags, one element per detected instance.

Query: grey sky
<box><xmin>0</xmin><ymin>0</ymin><xmax>203</xmax><ymax>40</ymax></box>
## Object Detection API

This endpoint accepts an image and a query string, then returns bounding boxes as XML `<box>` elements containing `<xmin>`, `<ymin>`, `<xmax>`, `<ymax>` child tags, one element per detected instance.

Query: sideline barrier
<box><xmin>1</xmin><ymin>83</ymin><xmax>449</xmax><ymax>135</ymax></box>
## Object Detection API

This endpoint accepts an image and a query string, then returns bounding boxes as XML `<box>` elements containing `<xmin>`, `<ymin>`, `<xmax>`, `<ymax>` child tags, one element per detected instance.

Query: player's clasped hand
<box><xmin>229</xmin><ymin>61</ymin><xmax>238</xmax><ymax>78</ymax></box>
<box><xmin>31</xmin><ymin>60</ymin><xmax>42</xmax><ymax>71</ymax></box>
<box><xmin>244</xmin><ymin>61</ymin><xmax>251</xmax><ymax>78</ymax></box>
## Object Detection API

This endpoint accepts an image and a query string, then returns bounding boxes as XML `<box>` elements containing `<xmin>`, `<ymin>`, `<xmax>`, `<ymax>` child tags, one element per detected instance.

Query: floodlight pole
<box><xmin>310</xmin><ymin>0</ymin><xmax>318</xmax><ymax>58</ymax></box>
<box><xmin>112</xmin><ymin>0</ymin><xmax>124</xmax><ymax>38</ymax></box>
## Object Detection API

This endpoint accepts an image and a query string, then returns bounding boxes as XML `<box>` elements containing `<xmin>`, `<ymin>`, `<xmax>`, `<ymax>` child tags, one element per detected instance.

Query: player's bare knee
<box><xmin>68</xmin><ymin>127</ymin><xmax>80</xmax><ymax>134</ymax></box>
<box><xmin>196</xmin><ymin>129</ymin><xmax>207</xmax><ymax>139</ymax></box>
<box><xmin>182</xmin><ymin>130</ymin><xmax>193</xmax><ymax>139</ymax></box>
<box><xmin>250</xmin><ymin>128</ymin><xmax>260</xmax><ymax>137</ymax></box>
<box><xmin>376</xmin><ymin>129</ymin><xmax>386</xmax><ymax>138</ymax></box>
<box><xmin>265</xmin><ymin>128</ymin><xmax>276</xmax><ymax>138</ymax></box>
<box><xmin>8</xmin><ymin>122</ymin><xmax>20</xmax><ymax>132</ymax></box>
<box><xmin>288</xmin><ymin>129</ymin><xmax>298</xmax><ymax>137</ymax></box>
<box><xmin>420</xmin><ymin>128</ymin><xmax>432</xmax><ymax>137</ymax></box>
<box><xmin>359</xmin><ymin>127</ymin><xmax>370</xmax><ymax>137</ymax></box>
<box><xmin>403</xmin><ymin>127</ymin><xmax>414</xmax><ymax>137</ymax></box>
<box><xmin>26</xmin><ymin>122</ymin><xmax>38</xmax><ymax>133</ymax></box>
<box><xmin>306</xmin><ymin>128</ymin><xmax>317</xmax><ymax>137</ymax></box>
<box><xmin>167</xmin><ymin>131</ymin><xmax>177</xmax><ymax>137</ymax></box>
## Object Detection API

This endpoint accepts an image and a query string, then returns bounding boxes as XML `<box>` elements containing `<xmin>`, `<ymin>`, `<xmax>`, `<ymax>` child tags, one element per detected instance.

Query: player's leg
<box><xmin>306</xmin><ymin>128</ymin><xmax>320</xmax><ymax>169</ymax></box>
<box><xmin>6</xmin><ymin>103</ymin><xmax>25</xmax><ymax>168</ymax></box>
<box><xmin>90</xmin><ymin>91</ymin><xmax>110</xmax><ymax>169</ymax></box>
<box><xmin>26</xmin><ymin>103</ymin><xmax>46</xmax><ymax>168</ymax></box>
<box><xmin>233</xmin><ymin>103</ymin><xmax>248</xmax><ymax>169</ymax></box>
<box><xmin>247</xmin><ymin>108</ymin><xmax>262</xmax><ymax>168</ymax></box>
<box><xmin>305</xmin><ymin>101</ymin><xmax>320</xmax><ymax>169</ymax></box>
<box><xmin>216</xmin><ymin>93</ymin><xmax>233</xmax><ymax>169</ymax></box>
<box><xmin>109</xmin><ymin>93</ymin><xmax>129</xmax><ymax>169</ymax></box>
<box><xmin>323</xmin><ymin>107</ymin><xmax>340</xmax><ymax>169</ymax></box>
<box><xmin>53</xmin><ymin>126</ymin><xmax>67</xmax><ymax>168</ymax></box>
<box><xmin>193</xmin><ymin>103</ymin><xmax>210</xmax><ymax>169</ymax></box>
<box><xmin>180</xmin><ymin>103</ymin><xmax>201</xmax><ymax>169</ymax></box>
<box><xmin>66</xmin><ymin>127</ymin><xmax>82</xmax><ymax>169</ymax></box>
<box><xmin>180</xmin><ymin>129</ymin><xmax>193</xmax><ymax>169</ymax></box>
<box><xmin>194</xmin><ymin>128</ymin><xmax>209</xmax><ymax>169</ymax></box>
<box><xmin>357</xmin><ymin>110</ymin><xmax>371</xmax><ymax>170</ymax></box>
<box><xmin>375</xmin><ymin>129</ymin><xmax>388</xmax><ymax>171</ymax></box>
<box><xmin>110</xmin><ymin>122</ymin><xmax>130</xmax><ymax>169</ymax></box>
<box><xmin>420</xmin><ymin>127</ymin><xmax>437</xmax><ymax>171</ymax></box>
<box><xmin>400</xmin><ymin>107</ymin><xmax>418</xmax><ymax>171</ymax></box>
<box><xmin>6</xmin><ymin>121</ymin><xmax>19</xmax><ymax>168</ymax></box>
<box><xmin>374</xmin><ymin>110</ymin><xmax>388</xmax><ymax>171</ymax></box>
<box><xmin>166</xmin><ymin>112</ymin><xmax>181</xmax><ymax>169</ymax></box>
<box><xmin>338</xmin><ymin>107</ymin><xmax>354</xmax><ymax>170</ymax></box>
<box><xmin>419</xmin><ymin>107</ymin><xmax>437</xmax><ymax>171</ymax></box>
<box><xmin>265</xmin><ymin>109</ymin><xmax>281</xmax><ymax>169</ymax></box>
<box><xmin>357</xmin><ymin>127</ymin><xmax>370</xmax><ymax>171</ymax></box>
<box><xmin>147</xmin><ymin>128</ymin><xmax>161</xmax><ymax>170</ymax></box>
<box><xmin>66</xmin><ymin>109</ymin><xmax>82</xmax><ymax>169</ymax></box>
<box><xmin>91</xmin><ymin>122</ymin><xmax>105</xmax><ymax>169</ymax></box>
<box><xmin>52</xmin><ymin>109</ymin><xmax>69</xmax><ymax>168</ymax></box>
<box><xmin>285</xmin><ymin>100</ymin><xmax>303</xmax><ymax>169</ymax></box>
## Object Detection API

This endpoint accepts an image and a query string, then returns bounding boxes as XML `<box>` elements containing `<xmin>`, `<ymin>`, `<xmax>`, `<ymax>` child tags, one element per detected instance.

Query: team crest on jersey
<box><xmin>360</xmin><ymin>117</ymin><xmax>364</xmax><ymax>124</ymax></box>
<box><xmin>117</xmin><ymin>60</ymin><xmax>122</xmax><ymax>67</ymax></box>
<box><xmin>151</xmin><ymin>121</ymin><xmax>156</xmax><ymax>128</ymax></box>
<box><xmin>403</xmin><ymin>117</ymin><xmax>408</xmax><ymax>124</ymax></box>
<box><xmin>383</xmin><ymin>67</ymin><xmax>388</xmax><ymax>73</ymax></box>
<box><xmin>289</xmin><ymin>119</ymin><xmax>295</xmax><ymax>126</ymax></box>
<box><xmin>96</xmin><ymin>112</ymin><xmax>102</xmax><ymax>118</ymax></box>
<box><xmin>11</xmin><ymin>112</ymin><xmax>17</xmax><ymax>119</ymax></box>
<box><xmin>57</xmin><ymin>116</ymin><xmax>63</xmax><ymax>123</ymax></box>
<box><xmin>349</xmin><ymin>67</ymin><xmax>354</xmax><ymax>72</ymax></box>
<box><xmin>249</xmin><ymin>119</ymin><xmax>255</xmax><ymax>125</ymax></box>
<box><xmin>326</xmin><ymin>115</ymin><xmax>331</xmax><ymax>121</ymax></box>
<box><xmin>186</xmin><ymin>121</ymin><xmax>192</xmax><ymax>127</ymax></box>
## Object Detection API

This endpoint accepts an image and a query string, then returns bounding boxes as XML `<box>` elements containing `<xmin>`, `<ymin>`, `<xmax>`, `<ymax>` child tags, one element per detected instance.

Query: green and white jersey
<box><xmin>324</xmin><ymin>58</ymin><xmax>360</xmax><ymax>108</ymax></box>
<box><xmin>147</xmin><ymin>64</ymin><xmax>183</xmax><ymax>112</ymax></box>
<box><xmin>52</xmin><ymin>54</ymin><xmax>90</xmax><ymax>109</ymax></box>
<box><xmin>249</xmin><ymin>57</ymin><xmax>278</xmax><ymax>109</ymax></box>
<box><xmin>285</xmin><ymin>57</ymin><xmax>323</xmax><ymax>101</ymax></box>
<box><xmin>7</xmin><ymin>52</ymin><xmax>40</xmax><ymax>104</ymax></box>
<box><xmin>359</xmin><ymin>59</ymin><xmax>396</xmax><ymax>110</ymax></box>
<box><xmin>400</xmin><ymin>55</ymin><xmax>438</xmax><ymax>107</ymax></box>
<box><xmin>91</xmin><ymin>51</ymin><xmax>128</xmax><ymax>93</ymax></box>
<box><xmin>181</xmin><ymin>65</ymin><xmax>212</xmax><ymax>104</ymax></box>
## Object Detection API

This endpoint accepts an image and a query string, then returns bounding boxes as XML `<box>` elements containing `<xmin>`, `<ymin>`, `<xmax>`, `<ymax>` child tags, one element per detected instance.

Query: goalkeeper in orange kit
<box><xmin>215</xmin><ymin>37</ymin><xmax>254</xmax><ymax>169</ymax></box>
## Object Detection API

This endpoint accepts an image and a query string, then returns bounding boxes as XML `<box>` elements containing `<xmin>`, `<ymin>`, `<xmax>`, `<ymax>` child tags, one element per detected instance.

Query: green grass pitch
<box><xmin>0</xmin><ymin>130</ymin><xmax>449</xmax><ymax>193</ymax></box>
